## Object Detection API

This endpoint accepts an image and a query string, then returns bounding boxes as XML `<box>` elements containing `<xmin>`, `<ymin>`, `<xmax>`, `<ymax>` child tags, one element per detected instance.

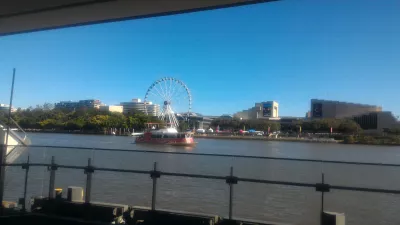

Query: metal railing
<box><xmin>8</xmin><ymin>144</ymin><xmax>400</xmax><ymax>167</ymax></box>
<box><xmin>1</xmin><ymin>145</ymin><xmax>400</xmax><ymax>222</ymax></box>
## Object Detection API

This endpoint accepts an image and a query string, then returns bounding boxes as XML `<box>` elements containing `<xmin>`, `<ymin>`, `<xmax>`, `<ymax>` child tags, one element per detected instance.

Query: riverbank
<box><xmin>22</xmin><ymin>130</ymin><xmax>400</xmax><ymax>146</ymax></box>
<box><xmin>24</xmin><ymin>129</ymin><xmax>131</xmax><ymax>136</ymax></box>
<box><xmin>194</xmin><ymin>134</ymin><xmax>400</xmax><ymax>146</ymax></box>
<box><xmin>194</xmin><ymin>134</ymin><xmax>339</xmax><ymax>143</ymax></box>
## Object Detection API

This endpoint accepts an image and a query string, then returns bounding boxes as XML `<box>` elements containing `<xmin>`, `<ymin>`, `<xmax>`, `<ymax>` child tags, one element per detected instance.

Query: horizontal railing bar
<box><xmin>95</xmin><ymin>167</ymin><xmax>150</xmax><ymax>175</ymax></box>
<box><xmin>57</xmin><ymin>165</ymin><xmax>87</xmax><ymax>170</ymax></box>
<box><xmin>330</xmin><ymin>185</ymin><xmax>400</xmax><ymax>194</ymax></box>
<box><xmin>5</xmin><ymin>144</ymin><xmax>400</xmax><ymax>167</ymax></box>
<box><xmin>0</xmin><ymin>163</ymin><xmax>49</xmax><ymax>167</ymax></box>
<box><xmin>2</xmin><ymin>162</ymin><xmax>399</xmax><ymax>195</ymax></box>
<box><xmin>239</xmin><ymin>178</ymin><xmax>400</xmax><ymax>194</ymax></box>
<box><xmin>161</xmin><ymin>171</ymin><xmax>226</xmax><ymax>180</ymax></box>
<box><xmin>239</xmin><ymin>178</ymin><xmax>316</xmax><ymax>188</ymax></box>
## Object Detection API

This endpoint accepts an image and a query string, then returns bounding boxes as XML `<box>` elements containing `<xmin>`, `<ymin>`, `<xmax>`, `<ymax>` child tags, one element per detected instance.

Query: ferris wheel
<box><xmin>144</xmin><ymin>77</ymin><xmax>192</xmax><ymax>128</ymax></box>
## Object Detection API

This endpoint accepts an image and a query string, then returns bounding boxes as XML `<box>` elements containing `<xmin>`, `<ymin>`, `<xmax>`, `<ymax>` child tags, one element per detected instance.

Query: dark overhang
<box><xmin>0</xmin><ymin>0</ymin><xmax>278</xmax><ymax>36</ymax></box>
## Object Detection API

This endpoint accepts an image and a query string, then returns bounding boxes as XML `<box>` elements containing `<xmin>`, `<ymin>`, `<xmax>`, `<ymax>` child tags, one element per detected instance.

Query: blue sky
<box><xmin>0</xmin><ymin>0</ymin><xmax>399</xmax><ymax>116</ymax></box>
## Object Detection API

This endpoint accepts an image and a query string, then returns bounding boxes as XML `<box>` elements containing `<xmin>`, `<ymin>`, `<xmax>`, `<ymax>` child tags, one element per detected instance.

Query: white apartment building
<box><xmin>120</xmin><ymin>98</ymin><xmax>160</xmax><ymax>116</ymax></box>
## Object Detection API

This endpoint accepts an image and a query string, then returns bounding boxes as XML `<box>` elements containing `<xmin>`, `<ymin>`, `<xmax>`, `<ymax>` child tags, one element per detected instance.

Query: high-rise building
<box><xmin>78</xmin><ymin>99</ymin><xmax>102</xmax><ymax>109</ymax></box>
<box><xmin>120</xmin><ymin>98</ymin><xmax>160</xmax><ymax>116</ymax></box>
<box><xmin>55</xmin><ymin>99</ymin><xmax>103</xmax><ymax>110</ymax></box>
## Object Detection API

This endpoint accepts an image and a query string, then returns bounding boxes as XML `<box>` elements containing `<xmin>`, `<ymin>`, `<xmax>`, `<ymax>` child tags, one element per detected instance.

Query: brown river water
<box><xmin>3</xmin><ymin>133</ymin><xmax>400</xmax><ymax>225</ymax></box>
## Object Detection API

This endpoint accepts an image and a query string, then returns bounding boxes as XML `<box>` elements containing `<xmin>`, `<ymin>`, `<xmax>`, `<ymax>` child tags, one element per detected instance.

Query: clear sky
<box><xmin>0</xmin><ymin>0</ymin><xmax>399</xmax><ymax>116</ymax></box>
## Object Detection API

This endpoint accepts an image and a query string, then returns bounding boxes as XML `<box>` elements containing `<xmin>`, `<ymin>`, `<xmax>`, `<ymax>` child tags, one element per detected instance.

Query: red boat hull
<box><xmin>135</xmin><ymin>132</ymin><xmax>195</xmax><ymax>146</ymax></box>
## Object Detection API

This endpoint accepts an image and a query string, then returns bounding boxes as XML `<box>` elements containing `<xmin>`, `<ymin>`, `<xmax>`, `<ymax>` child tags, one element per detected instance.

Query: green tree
<box><xmin>65</xmin><ymin>118</ymin><xmax>85</xmax><ymax>130</ymax></box>
<box><xmin>39</xmin><ymin>119</ymin><xmax>62</xmax><ymax>129</ymax></box>
<box><xmin>86</xmin><ymin>115</ymin><xmax>109</xmax><ymax>130</ymax></box>
<box><xmin>338</xmin><ymin>120</ymin><xmax>361</xmax><ymax>134</ymax></box>
<box><xmin>344</xmin><ymin>135</ymin><xmax>355</xmax><ymax>144</ymax></box>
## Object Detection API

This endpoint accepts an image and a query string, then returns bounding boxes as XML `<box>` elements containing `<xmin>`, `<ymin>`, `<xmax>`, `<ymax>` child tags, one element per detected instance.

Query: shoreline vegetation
<box><xmin>193</xmin><ymin>134</ymin><xmax>400</xmax><ymax>146</ymax></box>
<box><xmin>194</xmin><ymin>134</ymin><xmax>338</xmax><ymax>143</ymax></box>
<box><xmin>1</xmin><ymin>105</ymin><xmax>399</xmax><ymax>146</ymax></box>
<box><xmin>210</xmin><ymin>117</ymin><xmax>400</xmax><ymax>146</ymax></box>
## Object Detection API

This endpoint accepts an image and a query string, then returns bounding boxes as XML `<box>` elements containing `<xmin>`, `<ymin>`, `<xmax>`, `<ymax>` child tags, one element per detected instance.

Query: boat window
<box><xmin>167</xmin><ymin>133</ymin><xmax>177</xmax><ymax>138</ymax></box>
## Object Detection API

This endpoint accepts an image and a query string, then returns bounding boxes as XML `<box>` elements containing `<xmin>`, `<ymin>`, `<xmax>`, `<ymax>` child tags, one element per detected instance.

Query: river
<box><xmin>4</xmin><ymin>133</ymin><xmax>400</xmax><ymax>225</ymax></box>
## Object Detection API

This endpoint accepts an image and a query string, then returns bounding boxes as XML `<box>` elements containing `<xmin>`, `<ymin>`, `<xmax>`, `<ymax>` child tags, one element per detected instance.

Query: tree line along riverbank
<box><xmin>209</xmin><ymin>117</ymin><xmax>400</xmax><ymax>146</ymax></box>
<box><xmin>0</xmin><ymin>107</ymin><xmax>162</xmax><ymax>132</ymax></box>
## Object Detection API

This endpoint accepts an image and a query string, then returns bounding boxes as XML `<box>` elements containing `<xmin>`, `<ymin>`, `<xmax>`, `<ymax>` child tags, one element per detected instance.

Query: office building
<box><xmin>120</xmin><ymin>98</ymin><xmax>160</xmax><ymax>116</ymax></box>
<box><xmin>310</xmin><ymin>99</ymin><xmax>382</xmax><ymax>119</ymax></box>
<box><xmin>55</xmin><ymin>99</ymin><xmax>103</xmax><ymax>110</ymax></box>
<box><xmin>99</xmin><ymin>105</ymin><xmax>123</xmax><ymax>113</ymax></box>
<box><xmin>234</xmin><ymin>101</ymin><xmax>279</xmax><ymax>120</ymax></box>
<box><xmin>54</xmin><ymin>101</ymin><xmax>76</xmax><ymax>110</ymax></box>
<box><xmin>311</xmin><ymin>99</ymin><xmax>399</xmax><ymax>133</ymax></box>
<box><xmin>78</xmin><ymin>99</ymin><xmax>102</xmax><ymax>109</ymax></box>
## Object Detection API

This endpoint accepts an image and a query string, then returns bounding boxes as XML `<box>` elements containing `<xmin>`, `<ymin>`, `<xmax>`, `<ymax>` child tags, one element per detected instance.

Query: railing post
<box><xmin>48</xmin><ymin>156</ymin><xmax>57</xmax><ymax>199</ymax></box>
<box><xmin>321</xmin><ymin>173</ymin><xmax>325</xmax><ymax>213</ymax></box>
<box><xmin>226</xmin><ymin>166</ymin><xmax>238</xmax><ymax>220</ymax></box>
<box><xmin>0</xmin><ymin>144</ymin><xmax>6</xmax><ymax>215</ymax></box>
<box><xmin>84</xmin><ymin>158</ymin><xmax>94</xmax><ymax>204</ymax></box>
<box><xmin>150</xmin><ymin>162</ymin><xmax>160</xmax><ymax>211</ymax></box>
<box><xmin>228</xmin><ymin>167</ymin><xmax>234</xmax><ymax>220</ymax></box>
<box><xmin>316</xmin><ymin>173</ymin><xmax>330</xmax><ymax>225</ymax></box>
<box><xmin>21</xmin><ymin>155</ymin><xmax>30</xmax><ymax>212</ymax></box>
